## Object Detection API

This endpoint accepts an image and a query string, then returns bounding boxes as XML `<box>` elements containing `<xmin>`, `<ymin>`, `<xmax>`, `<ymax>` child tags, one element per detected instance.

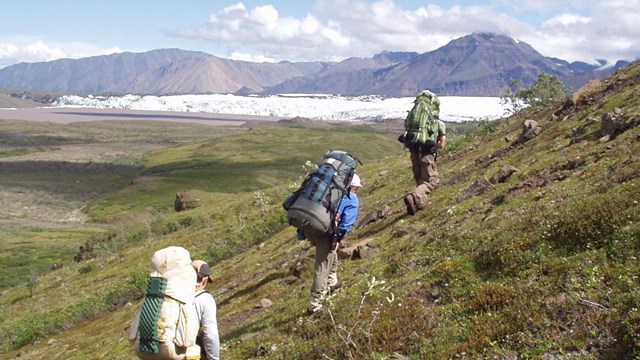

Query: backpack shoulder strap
<box><xmin>195</xmin><ymin>289</ymin><xmax>209</xmax><ymax>298</ymax></box>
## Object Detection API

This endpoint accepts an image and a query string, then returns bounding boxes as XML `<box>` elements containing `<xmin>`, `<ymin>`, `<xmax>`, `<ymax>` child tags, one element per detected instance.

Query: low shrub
<box><xmin>469</xmin><ymin>282</ymin><xmax>515</xmax><ymax>313</ymax></box>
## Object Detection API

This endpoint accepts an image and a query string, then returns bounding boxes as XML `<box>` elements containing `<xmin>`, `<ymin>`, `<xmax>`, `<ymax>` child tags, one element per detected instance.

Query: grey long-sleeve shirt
<box><xmin>194</xmin><ymin>290</ymin><xmax>220</xmax><ymax>360</ymax></box>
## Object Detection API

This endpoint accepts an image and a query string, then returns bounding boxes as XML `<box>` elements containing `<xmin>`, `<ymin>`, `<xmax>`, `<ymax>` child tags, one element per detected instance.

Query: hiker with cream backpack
<box><xmin>129</xmin><ymin>246</ymin><xmax>201</xmax><ymax>360</ymax></box>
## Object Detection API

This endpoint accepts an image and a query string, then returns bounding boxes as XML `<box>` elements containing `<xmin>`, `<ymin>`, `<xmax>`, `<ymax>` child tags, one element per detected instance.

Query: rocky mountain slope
<box><xmin>267</xmin><ymin>33</ymin><xmax>628</xmax><ymax>96</ymax></box>
<box><xmin>0</xmin><ymin>33</ymin><xmax>629</xmax><ymax>97</ymax></box>
<box><xmin>0</xmin><ymin>48</ymin><xmax>329</xmax><ymax>96</ymax></box>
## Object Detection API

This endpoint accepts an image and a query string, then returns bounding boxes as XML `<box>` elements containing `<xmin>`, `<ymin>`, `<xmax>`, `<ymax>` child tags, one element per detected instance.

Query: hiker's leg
<box><xmin>410</xmin><ymin>149</ymin><xmax>421</xmax><ymax>186</ymax></box>
<box><xmin>414</xmin><ymin>154</ymin><xmax>439</xmax><ymax>209</ymax></box>
<box><xmin>327</xmin><ymin>246</ymin><xmax>339</xmax><ymax>288</ymax></box>
<box><xmin>405</xmin><ymin>148</ymin><xmax>425</xmax><ymax>215</ymax></box>
<box><xmin>310</xmin><ymin>235</ymin><xmax>333</xmax><ymax>311</ymax></box>
<box><xmin>428</xmin><ymin>155</ymin><xmax>440</xmax><ymax>197</ymax></box>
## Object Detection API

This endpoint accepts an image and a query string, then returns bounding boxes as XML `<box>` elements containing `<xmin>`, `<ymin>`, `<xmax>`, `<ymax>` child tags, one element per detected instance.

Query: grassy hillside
<box><xmin>0</xmin><ymin>119</ymin><xmax>244</xmax><ymax>295</ymax></box>
<box><xmin>87</xmin><ymin>124</ymin><xmax>399</xmax><ymax>221</ymax></box>
<box><xmin>0</xmin><ymin>120</ymin><xmax>401</xmax><ymax>359</ymax></box>
<box><xmin>1</xmin><ymin>62</ymin><xmax>639</xmax><ymax>359</ymax></box>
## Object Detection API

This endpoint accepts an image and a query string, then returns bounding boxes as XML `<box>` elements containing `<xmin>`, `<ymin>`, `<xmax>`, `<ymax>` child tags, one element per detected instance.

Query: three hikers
<box><xmin>307</xmin><ymin>173</ymin><xmax>362</xmax><ymax>315</ymax></box>
<box><xmin>192</xmin><ymin>260</ymin><xmax>220</xmax><ymax>360</ymax></box>
<box><xmin>400</xmin><ymin>90</ymin><xmax>446</xmax><ymax>215</ymax></box>
<box><xmin>132</xmin><ymin>98</ymin><xmax>445</xmax><ymax>355</ymax></box>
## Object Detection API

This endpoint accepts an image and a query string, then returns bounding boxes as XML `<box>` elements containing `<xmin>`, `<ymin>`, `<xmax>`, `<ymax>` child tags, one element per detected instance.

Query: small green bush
<box><xmin>475</xmin><ymin>118</ymin><xmax>500</xmax><ymax>136</ymax></box>
<box><xmin>77</xmin><ymin>263</ymin><xmax>95</xmax><ymax>274</ymax></box>
<box><xmin>469</xmin><ymin>282</ymin><xmax>515</xmax><ymax>313</ymax></box>
<box><xmin>501</xmin><ymin>72</ymin><xmax>571</xmax><ymax>114</ymax></box>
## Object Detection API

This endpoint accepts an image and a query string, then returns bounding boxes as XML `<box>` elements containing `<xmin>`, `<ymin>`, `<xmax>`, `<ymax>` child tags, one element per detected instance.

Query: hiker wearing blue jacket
<box><xmin>307</xmin><ymin>173</ymin><xmax>362</xmax><ymax>315</ymax></box>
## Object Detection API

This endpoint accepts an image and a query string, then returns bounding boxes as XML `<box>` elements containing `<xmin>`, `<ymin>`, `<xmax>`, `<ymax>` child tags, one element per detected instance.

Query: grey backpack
<box><xmin>283</xmin><ymin>150</ymin><xmax>359</xmax><ymax>237</ymax></box>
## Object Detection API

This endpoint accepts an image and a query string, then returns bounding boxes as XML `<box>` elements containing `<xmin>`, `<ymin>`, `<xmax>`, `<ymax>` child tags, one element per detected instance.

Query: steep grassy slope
<box><xmin>1</xmin><ymin>62</ymin><xmax>639</xmax><ymax>359</ymax></box>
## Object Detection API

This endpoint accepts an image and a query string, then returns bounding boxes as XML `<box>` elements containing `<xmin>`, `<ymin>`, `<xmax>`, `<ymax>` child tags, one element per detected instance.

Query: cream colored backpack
<box><xmin>128</xmin><ymin>246</ymin><xmax>201</xmax><ymax>360</ymax></box>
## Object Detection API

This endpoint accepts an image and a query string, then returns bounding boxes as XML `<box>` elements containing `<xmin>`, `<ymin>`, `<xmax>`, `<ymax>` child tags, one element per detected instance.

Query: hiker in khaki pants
<box><xmin>405</xmin><ymin>139</ymin><xmax>444</xmax><ymax>214</ymax></box>
<box><xmin>402</xmin><ymin>90</ymin><xmax>447</xmax><ymax>215</ymax></box>
<box><xmin>306</xmin><ymin>174</ymin><xmax>362</xmax><ymax>315</ymax></box>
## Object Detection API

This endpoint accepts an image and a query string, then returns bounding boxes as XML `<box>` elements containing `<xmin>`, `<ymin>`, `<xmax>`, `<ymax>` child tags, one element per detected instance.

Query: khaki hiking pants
<box><xmin>410</xmin><ymin>151</ymin><xmax>439</xmax><ymax>209</ymax></box>
<box><xmin>309</xmin><ymin>234</ymin><xmax>339</xmax><ymax>311</ymax></box>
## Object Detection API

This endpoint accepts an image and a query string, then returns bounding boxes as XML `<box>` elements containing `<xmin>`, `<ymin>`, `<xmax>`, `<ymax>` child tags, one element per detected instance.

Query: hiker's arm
<box><xmin>337</xmin><ymin>197</ymin><xmax>359</xmax><ymax>237</ymax></box>
<box><xmin>436</xmin><ymin>120</ymin><xmax>447</xmax><ymax>149</ymax></box>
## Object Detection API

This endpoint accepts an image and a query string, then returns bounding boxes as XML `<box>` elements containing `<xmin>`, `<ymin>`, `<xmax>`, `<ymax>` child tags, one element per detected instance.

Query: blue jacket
<box><xmin>337</xmin><ymin>192</ymin><xmax>359</xmax><ymax>234</ymax></box>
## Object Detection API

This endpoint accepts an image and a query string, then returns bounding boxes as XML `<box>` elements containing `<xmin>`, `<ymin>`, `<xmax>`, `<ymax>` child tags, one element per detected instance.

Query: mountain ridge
<box><xmin>0</xmin><ymin>32</ymin><xmax>631</xmax><ymax>98</ymax></box>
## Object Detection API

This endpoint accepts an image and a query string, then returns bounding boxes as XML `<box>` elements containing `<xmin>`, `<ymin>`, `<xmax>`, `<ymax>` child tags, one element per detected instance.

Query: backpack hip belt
<box><xmin>410</xmin><ymin>140</ymin><xmax>437</xmax><ymax>156</ymax></box>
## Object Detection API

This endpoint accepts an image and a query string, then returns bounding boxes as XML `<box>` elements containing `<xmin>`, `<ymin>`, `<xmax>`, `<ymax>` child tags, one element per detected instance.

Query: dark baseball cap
<box><xmin>192</xmin><ymin>260</ymin><xmax>213</xmax><ymax>282</ymax></box>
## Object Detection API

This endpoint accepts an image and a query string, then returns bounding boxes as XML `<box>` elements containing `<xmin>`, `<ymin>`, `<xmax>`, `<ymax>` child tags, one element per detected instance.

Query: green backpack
<box><xmin>404</xmin><ymin>90</ymin><xmax>440</xmax><ymax>145</ymax></box>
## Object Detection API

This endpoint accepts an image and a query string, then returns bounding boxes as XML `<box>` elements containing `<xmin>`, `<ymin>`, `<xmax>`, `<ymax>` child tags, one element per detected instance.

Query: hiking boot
<box><xmin>404</xmin><ymin>194</ymin><xmax>417</xmax><ymax>215</ymax></box>
<box><xmin>329</xmin><ymin>279</ymin><xmax>342</xmax><ymax>293</ymax></box>
<box><xmin>306</xmin><ymin>305</ymin><xmax>322</xmax><ymax>316</ymax></box>
<box><xmin>416</xmin><ymin>199</ymin><xmax>428</xmax><ymax>211</ymax></box>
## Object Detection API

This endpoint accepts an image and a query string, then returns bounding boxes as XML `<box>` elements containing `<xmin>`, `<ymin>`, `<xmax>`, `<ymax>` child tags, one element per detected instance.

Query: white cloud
<box><xmin>3</xmin><ymin>1</ymin><xmax>638</xmax><ymax>68</ymax></box>
<box><xmin>168</xmin><ymin>0</ymin><xmax>639</xmax><ymax>64</ymax></box>
<box><xmin>542</xmin><ymin>13</ymin><xmax>591</xmax><ymax>28</ymax></box>
<box><xmin>301</xmin><ymin>15</ymin><xmax>321</xmax><ymax>34</ymax></box>
<box><xmin>0</xmin><ymin>38</ymin><xmax>123</xmax><ymax>68</ymax></box>
<box><xmin>248</xmin><ymin>5</ymin><xmax>279</xmax><ymax>30</ymax></box>
<box><xmin>329</xmin><ymin>2</ymin><xmax>530</xmax><ymax>54</ymax></box>
<box><xmin>230</xmin><ymin>51</ymin><xmax>276</xmax><ymax>63</ymax></box>
<box><xmin>174</xmin><ymin>2</ymin><xmax>361</xmax><ymax>61</ymax></box>
<box><xmin>0</xmin><ymin>40</ymin><xmax>66</xmax><ymax>68</ymax></box>
<box><xmin>172</xmin><ymin>1</ymin><xmax>537</xmax><ymax>62</ymax></box>
<box><xmin>520</xmin><ymin>1</ymin><xmax>640</xmax><ymax>63</ymax></box>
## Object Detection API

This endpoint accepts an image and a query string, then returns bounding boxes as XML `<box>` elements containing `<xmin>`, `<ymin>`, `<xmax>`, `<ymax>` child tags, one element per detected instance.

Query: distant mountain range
<box><xmin>0</xmin><ymin>32</ymin><xmax>630</xmax><ymax>97</ymax></box>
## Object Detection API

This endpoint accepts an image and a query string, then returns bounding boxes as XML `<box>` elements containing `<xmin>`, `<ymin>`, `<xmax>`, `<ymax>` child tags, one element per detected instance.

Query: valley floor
<box><xmin>0</xmin><ymin>107</ymin><xmax>283</xmax><ymax>126</ymax></box>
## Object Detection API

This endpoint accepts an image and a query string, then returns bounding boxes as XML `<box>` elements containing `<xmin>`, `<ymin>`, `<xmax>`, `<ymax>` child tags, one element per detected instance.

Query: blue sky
<box><xmin>1</xmin><ymin>0</ymin><xmax>638</xmax><ymax>68</ymax></box>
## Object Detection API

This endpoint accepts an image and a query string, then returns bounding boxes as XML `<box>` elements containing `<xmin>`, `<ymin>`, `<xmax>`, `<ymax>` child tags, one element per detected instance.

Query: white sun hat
<box><xmin>350</xmin><ymin>173</ymin><xmax>362</xmax><ymax>187</ymax></box>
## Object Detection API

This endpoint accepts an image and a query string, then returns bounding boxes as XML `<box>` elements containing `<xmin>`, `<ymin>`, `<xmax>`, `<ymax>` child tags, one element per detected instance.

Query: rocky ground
<box><xmin>0</xmin><ymin>92</ymin><xmax>44</xmax><ymax>108</ymax></box>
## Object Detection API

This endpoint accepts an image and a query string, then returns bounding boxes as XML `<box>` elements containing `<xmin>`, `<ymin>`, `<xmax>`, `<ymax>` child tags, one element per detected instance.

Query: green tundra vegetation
<box><xmin>0</xmin><ymin>62</ymin><xmax>639</xmax><ymax>359</ymax></box>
